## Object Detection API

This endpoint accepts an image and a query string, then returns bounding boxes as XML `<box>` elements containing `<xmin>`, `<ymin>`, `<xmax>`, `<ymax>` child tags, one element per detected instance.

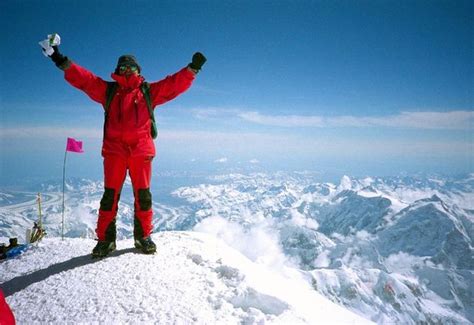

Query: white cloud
<box><xmin>239</xmin><ymin>110</ymin><xmax>474</xmax><ymax>130</ymax></box>
<box><xmin>193</xmin><ymin>216</ymin><xmax>290</xmax><ymax>268</ymax></box>
<box><xmin>214</xmin><ymin>157</ymin><xmax>228</xmax><ymax>163</ymax></box>
<box><xmin>239</xmin><ymin>111</ymin><xmax>324</xmax><ymax>127</ymax></box>
<box><xmin>249</xmin><ymin>159</ymin><xmax>260</xmax><ymax>164</ymax></box>
<box><xmin>190</xmin><ymin>106</ymin><xmax>473</xmax><ymax>129</ymax></box>
<box><xmin>191</xmin><ymin>108</ymin><xmax>242</xmax><ymax>120</ymax></box>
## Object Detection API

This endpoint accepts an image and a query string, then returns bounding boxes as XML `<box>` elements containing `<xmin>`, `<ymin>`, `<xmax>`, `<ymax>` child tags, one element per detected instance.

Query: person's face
<box><xmin>118</xmin><ymin>65</ymin><xmax>139</xmax><ymax>77</ymax></box>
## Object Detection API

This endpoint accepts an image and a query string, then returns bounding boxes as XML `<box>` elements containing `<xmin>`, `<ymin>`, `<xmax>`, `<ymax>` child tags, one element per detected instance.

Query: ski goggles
<box><xmin>119</xmin><ymin>65</ymin><xmax>139</xmax><ymax>72</ymax></box>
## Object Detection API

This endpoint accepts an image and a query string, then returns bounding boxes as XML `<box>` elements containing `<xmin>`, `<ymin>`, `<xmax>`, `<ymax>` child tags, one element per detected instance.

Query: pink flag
<box><xmin>66</xmin><ymin>137</ymin><xmax>84</xmax><ymax>153</ymax></box>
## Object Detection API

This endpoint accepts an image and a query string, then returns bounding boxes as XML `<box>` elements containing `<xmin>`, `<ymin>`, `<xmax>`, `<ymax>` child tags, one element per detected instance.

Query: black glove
<box><xmin>188</xmin><ymin>52</ymin><xmax>206</xmax><ymax>71</ymax></box>
<box><xmin>50</xmin><ymin>46</ymin><xmax>70</xmax><ymax>70</ymax></box>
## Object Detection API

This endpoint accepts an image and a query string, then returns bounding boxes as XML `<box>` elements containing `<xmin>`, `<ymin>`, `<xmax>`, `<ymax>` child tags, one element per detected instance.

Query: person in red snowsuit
<box><xmin>46</xmin><ymin>42</ymin><xmax>206</xmax><ymax>257</ymax></box>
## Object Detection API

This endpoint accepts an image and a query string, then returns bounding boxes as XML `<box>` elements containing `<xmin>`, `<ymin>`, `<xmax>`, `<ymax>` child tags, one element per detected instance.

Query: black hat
<box><xmin>116</xmin><ymin>55</ymin><xmax>141</xmax><ymax>73</ymax></box>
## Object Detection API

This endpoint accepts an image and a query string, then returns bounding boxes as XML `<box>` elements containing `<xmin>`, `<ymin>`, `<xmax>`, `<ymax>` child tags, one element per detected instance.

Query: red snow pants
<box><xmin>96</xmin><ymin>155</ymin><xmax>153</xmax><ymax>241</ymax></box>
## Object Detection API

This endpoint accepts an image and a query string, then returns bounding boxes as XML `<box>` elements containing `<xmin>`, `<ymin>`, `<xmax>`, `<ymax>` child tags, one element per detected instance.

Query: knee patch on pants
<box><xmin>138</xmin><ymin>188</ymin><xmax>152</xmax><ymax>211</ymax></box>
<box><xmin>100</xmin><ymin>188</ymin><xmax>115</xmax><ymax>211</ymax></box>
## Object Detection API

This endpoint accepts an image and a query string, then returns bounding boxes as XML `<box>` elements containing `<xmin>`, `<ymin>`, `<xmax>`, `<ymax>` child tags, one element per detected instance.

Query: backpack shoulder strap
<box><xmin>103</xmin><ymin>82</ymin><xmax>118</xmax><ymax>139</ymax></box>
<box><xmin>140</xmin><ymin>82</ymin><xmax>153</xmax><ymax>116</ymax></box>
<box><xmin>140</xmin><ymin>81</ymin><xmax>158</xmax><ymax>139</ymax></box>
<box><xmin>104</xmin><ymin>82</ymin><xmax>118</xmax><ymax>113</ymax></box>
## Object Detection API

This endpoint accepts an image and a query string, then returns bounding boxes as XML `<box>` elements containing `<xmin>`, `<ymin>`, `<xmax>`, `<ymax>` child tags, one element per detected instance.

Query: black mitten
<box><xmin>50</xmin><ymin>46</ymin><xmax>70</xmax><ymax>70</ymax></box>
<box><xmin>188</xmin><ymin>52</ymin><xmax>207</xmax><ymax>71</ymax></box>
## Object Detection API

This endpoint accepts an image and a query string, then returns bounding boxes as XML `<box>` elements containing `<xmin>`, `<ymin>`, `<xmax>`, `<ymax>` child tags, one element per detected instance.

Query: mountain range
<box><xmin>1</xmin><ymin>172</ymin><xmax>472</xmax><ymax>323</ymax></box>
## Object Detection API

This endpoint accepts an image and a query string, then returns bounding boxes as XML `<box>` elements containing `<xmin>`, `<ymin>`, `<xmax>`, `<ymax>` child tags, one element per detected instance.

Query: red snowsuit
<box><xmin>63</xmin><ymin>62</ymin><xmax>195</xmax><ymax>241</ymax></box>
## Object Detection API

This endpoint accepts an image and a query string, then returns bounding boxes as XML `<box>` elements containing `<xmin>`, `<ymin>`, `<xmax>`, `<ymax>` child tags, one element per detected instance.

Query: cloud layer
<box><xmin>238</xmin><ymin>110</ymin><xmax>474</xmax><ymax>130</ymax></box>
<box><xmin>2</xmin><ymin>110</ymin><xmax>471</xmax><ymax>142</ymax></box>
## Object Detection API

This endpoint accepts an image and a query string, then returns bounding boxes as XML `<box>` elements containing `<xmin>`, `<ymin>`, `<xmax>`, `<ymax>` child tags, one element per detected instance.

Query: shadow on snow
<box><xmin>1</xmin><ymin>247</ymin><xmax>138</xmax><ymax>297</ymax></box>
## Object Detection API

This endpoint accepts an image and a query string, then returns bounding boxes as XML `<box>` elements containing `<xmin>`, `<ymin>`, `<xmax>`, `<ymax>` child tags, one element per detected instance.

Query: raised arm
<box><xmin>150</xmin><ymin>52</ymin><xmax>206</xmax><ymax>107</ymax></box>
<box><xmin>149</xmin><ymin>68</ymin><xmax>195</xmax><ymax>107</ymax></box>
<box><xmin>47</xmin><ymin>45</ymin><xmax>107</xmax><ymax>105</ymax></box>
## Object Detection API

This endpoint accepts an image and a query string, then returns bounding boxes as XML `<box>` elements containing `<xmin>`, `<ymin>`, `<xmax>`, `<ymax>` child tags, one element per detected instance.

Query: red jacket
<box><xmin>64</xmin><ymin>62</ymin><xmax>195</xmax><ymax>158</ymax></box>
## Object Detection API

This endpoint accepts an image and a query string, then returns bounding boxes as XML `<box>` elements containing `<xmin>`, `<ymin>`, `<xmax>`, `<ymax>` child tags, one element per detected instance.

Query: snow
<box><xmin>1</xmin><ymin>232</ymin><xmax>370</xmax><ymax>324</ymax></box>
<box><xmin>337</xmin><ymin>175</ymin><xmax>353</xmax><ymax>191</ymax></box>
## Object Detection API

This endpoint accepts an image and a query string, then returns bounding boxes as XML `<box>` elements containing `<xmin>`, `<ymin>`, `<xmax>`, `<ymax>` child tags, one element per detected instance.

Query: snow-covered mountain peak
<box><xmin>337</xmin><ymin>175</ymin><xmax>353</xmax><ymax>191</ymax></box>
<box><xmin>377</xmin><ymin>194</ymin><xmax>473</xmax><ymax>269</ymax></box>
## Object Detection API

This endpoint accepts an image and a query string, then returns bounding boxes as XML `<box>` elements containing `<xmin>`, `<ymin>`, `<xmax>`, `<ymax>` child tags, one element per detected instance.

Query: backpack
<box><xmin>104</xmin><ymin>81</ymin><xmax>158</xmax><ymax>139</ymax></box>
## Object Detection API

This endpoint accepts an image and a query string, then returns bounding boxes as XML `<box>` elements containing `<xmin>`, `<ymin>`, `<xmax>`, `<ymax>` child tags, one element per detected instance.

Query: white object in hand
<box><xmin>39</xmin><ymin>33</ymin><xmax>61</xmax><ymax>57</ymax></box>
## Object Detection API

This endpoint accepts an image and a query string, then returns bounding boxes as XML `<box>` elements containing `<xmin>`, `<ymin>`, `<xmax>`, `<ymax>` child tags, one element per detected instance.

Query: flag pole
<box><xmin>62</xmin><ymin>149</ymin><xmax>67</xmax><ymax>240</ymax></box>
<box><xmin>37</xmin><ymin>192</ymin><xmax>43</xmax><ymax>227</ymax></box>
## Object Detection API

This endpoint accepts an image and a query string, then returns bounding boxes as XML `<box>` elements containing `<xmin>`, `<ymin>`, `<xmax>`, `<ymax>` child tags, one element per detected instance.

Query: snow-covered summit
<box><xmin>1</xmin><ymin>232</ymin><xmax>370</xmax><ymax>324</ymax></box>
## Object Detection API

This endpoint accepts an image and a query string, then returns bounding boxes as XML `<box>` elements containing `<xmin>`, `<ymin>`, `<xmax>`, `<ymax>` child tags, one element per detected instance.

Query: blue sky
<box><xmin>0</xmin><ymin>0</ymin><xmax>472</xmax><ymax>184</ymax></box>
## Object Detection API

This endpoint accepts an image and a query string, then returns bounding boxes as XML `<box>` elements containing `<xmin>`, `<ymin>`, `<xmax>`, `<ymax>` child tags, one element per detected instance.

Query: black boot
<box><xmin>134</xmin><ymin>237</ymin><xmax>156</xmax><ymax>254</ymax></box>
<box><xmin>92</xmin><ymin>241</ymin><xmax>116</xmax><ymax>258</ymax></box>
<box><xmin>92</xmin><ymin>217</ymin><xmax>117</xmax><ymax>258</ymax></box>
